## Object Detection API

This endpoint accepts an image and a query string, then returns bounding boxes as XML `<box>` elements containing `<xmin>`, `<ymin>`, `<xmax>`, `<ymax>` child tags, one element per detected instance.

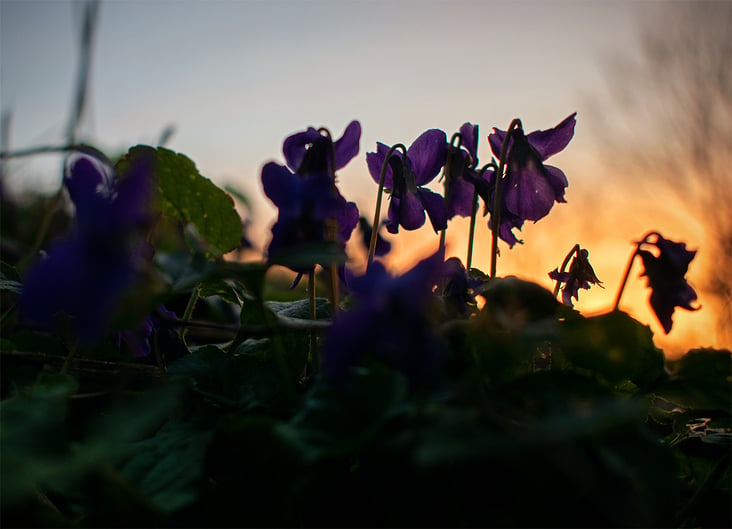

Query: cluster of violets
<box><xmin>18</xmin><ymin>113</ymin><xmax>700</xmax><ymax>380</ymax></box>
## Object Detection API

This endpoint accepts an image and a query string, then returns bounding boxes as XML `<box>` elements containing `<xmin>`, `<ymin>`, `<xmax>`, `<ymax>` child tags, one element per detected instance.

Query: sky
<box><xmin>1</xmin><ymin>0</ymin><xmax>728</xmax><ymax>355</ymax></box>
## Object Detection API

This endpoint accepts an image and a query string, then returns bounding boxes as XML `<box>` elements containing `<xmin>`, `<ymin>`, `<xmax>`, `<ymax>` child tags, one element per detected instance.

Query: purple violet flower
<box><xmin>20</xmin><ymin>154</ymin><xmax>154</xmax><ymax>343</ymax></box>
<box><xmin>358</xmin><ymin>216</ymin><xmax>391</xmax><ymax>257</ymax></box>
<box><xmin>549</xmin><ymin>249</ymin><xmax>603</xmax><ymax>307</ymax></box>
<box><xmin>638</xmin><ymin>235</ymin><xmax>699</xmax><ymax>334</ymax></box>
<box><xmin>445</xmin><ymin>123</ymin><xmax>494</xmax><ymax>219</ymax></box>
<box><xmin>487</xmin><ymin>113</ymin><xmax>576</xmax><ymax>246</ymax></box>
<box><xmin>262</xmin><ymin>163</ymin><xmax>358</xmax><ymax>273</ymax></box>
<box><xmin>366</xmin><ymin>129</ymin><xmax>448</xmax><ymax>234</ymax></box>
<box><xmin>283</xmin><ymin>120</ymin><xmax>361</xmax><ymax>176</ymax></box>
<box><xmin>437</xmin><ymin>257</ymin><xmax>482</xmax><ymax>318</ymax></box>
<box><xmin>321</xmin><ymin>248</ymin><xmax>447</xmax><ymax>383</ymax></box>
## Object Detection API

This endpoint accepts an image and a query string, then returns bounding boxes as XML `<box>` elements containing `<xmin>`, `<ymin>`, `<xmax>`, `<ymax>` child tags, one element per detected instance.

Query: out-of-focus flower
<box><xmin>638</xmin><ymin>234</ymin><xmax>699</xmax><ymax>333</ymax></box>
<box><xmin>321</xmin><ymin>248</ymin><xmax>447</xmax><ymax>383</ymax></box>
<box><xmin>283</xmin><ymin>120</ymin><xmax>361</xmax><ymax>176</ymax></box>
<box><xmin>20</xmin><ymin>154</ymin><xmax>154</xmax><ymax>343</ymax></box>
<box><xmin>116</xmin><ymin>305</ymin><xmax>178</xmax><ymax>358</ymax></box>
<box><xmin>358</xmin><ymin>216</ymin><xmax>391</xmax><ymax>257</ymax></box>
<box><xmin>262</xmin><ymin>164</ymin><xmax>358</xmax><ymax>273</ymax></box>
<box><xmin>366</xmin><ymin>129</ymin><xmax>448</xmax><ymax>234</ymax></box>
<box><xmin>487</xmin><ymin>113</ymin><xmax>576</xmax><ymax>246</ymax></box>
<box><xmin>549</xmin><ymin>248</ymin><xmax>603</xmax><ymax>307</ymax></box>
<box><xmin>437</xmin><ymin>257</ymin><xmax>482</xmax><ymax>318</ymax></box>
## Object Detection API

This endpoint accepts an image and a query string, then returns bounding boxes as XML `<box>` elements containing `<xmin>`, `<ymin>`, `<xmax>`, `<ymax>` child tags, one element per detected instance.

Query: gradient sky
<box><xmin>1</xmin><ymin>0</ymin><xmax>726</xmax><ymax>355</ymax></box>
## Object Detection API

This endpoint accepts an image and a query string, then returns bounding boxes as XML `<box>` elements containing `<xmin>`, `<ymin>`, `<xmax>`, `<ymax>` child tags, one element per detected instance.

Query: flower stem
<box><xmin>490</xmin><ymin>119</ymin><xmax>522</xmax><ymax>278</ymax></box>
<box><xmin>308</xmin><ymin>267</ymin><xmax>318</xmax><ymax>371</ymax></box>
<box><xmin>180</xmin><ymin>286</ymin><xmax>201</xmax><ymax>341</ymax></box>
<box><xmin>612</xmin><ymin>231</ymin><xmax>659</xmax><ymax>310</ymax></box>
<box><xmin>466</xmin><ymin>187</ymin><xmax>479</xmax><ymax>269</ymax></box>
<box><xmin>368</xmin><ymin>143</ymin><xmax>407</xmax><ymax>269</ymax></box>
<box><xmin>317</xmin><ymin>127</ymin><xmax>337</xmax><ymax>177</ymax></box>
<box><xmin>552</xmin><ymin>243</ymin><xmax>581</xmax><ymax>298</ymax></box>
<box><xmin>467</xmin><ymin>163</ymin><xmax>495</xmax><ymax>270</ymax></box>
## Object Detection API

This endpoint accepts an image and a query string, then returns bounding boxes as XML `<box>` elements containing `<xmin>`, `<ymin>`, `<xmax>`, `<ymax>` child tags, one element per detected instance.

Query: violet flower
<box><xmin>20</xmin><ymin>154</ymin><xmax>154</xmax><ymax>343</ymax></box>
<box><xmin>445</xmin><ymin>123</ymin><xmax>493</xmax><ymax>219</ymax></box>
<box><xmin>283</xmin><ymin>120</ymin><xmax>361</xmax><ymax>176</ymax></box>
<box><xmin>262</xmin><ymin>163</ymin><xmax>358</xmax><ymax>273</ymax></box>
<box><xmin>638</xmin><ymin>235</ymin><xmax>699</xmax><ymax>333</ymax></box>
<box><xmin>549</xmin><ymin>249</ymin><xmax>603</xmax><ymax>307</ymax></box>
<box><xmin>487</xmin><ymin>113</ymin><xmax>576</xmax><ymax>246</ymax></box>
<box><xmin>437</xmin><ymin>257</ymin><xmax>482</xmax><ymax>318</ymax></box>
<box><xmin>358</xmin><ymin>216</ymin><xmax>391</xmax><ymax>257</ymax></box>
<box><xmin>366</xmin><ymin>129</ymin><xmax>448</xmax><ymax>234</ymax></box>
<box><xmin>321</xmin><ymin>248</ymin><xmax>447</xmax><ymax>383</ymax></box>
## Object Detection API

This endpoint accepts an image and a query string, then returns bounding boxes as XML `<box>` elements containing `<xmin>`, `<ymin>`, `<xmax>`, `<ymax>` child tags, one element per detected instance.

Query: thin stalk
<box><xmin>552</xmin><ymin>244</ymin><xmax>581</xmax><ymax>298</ymax></box>
<box><xmin>180</xmin><ymin>287</ymin><xmax>201</xmax><ymax>341</ymax></box>
<box><xmin>466</xmin><ymin>187</ymin><xmax>479</xmax><ymax>269</ymax></box>
<box><xmin>466</xmin><ymin>163</ymin><xmax>495</xmax><ymax>269</ymax></box>
<box><xmin>308</xmin><ymin>268</ymin><xmax>318</xmax><ymax>371</ymax></box>
<box><xmin>490</xmin><ymin>119</ymin><xmax>522</xmax><ymax>278</ymax></box>
<box><xmin>612</xmin><ymin>231</ymin><xmax>659</xmax><ymax>310</ymax></box>
<box><xmin>368</xmin><ymin>143</ymin><xmax>407</xmax><ymax>268</ymax></box>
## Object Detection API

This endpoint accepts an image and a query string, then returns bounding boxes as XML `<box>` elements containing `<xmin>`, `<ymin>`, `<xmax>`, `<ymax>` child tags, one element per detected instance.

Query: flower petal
<box><xmin>543</xmin><ymin>165</ymin><xmax>569</xmax><ymax>203</ymax></box>
<box><xmin>526</xmin><ymin>113</ymin><xmax>576</xmax><ymax>160</ymax></box>
<box><xmin>398</xmin><ymin>190</ymin><xmax>428</xmax><ymax>231</ymax></box>
<box><xmin>334</xmin><ymin>120</ymin><xmax>361</xmax><ymax>169</ymax></box>
<box><xmin>407</xmin><ymin>129</ymin><xmax>447</xmax><ymax>185</ymax></box>
<box><xmin>459</xmin><ymin>122</ymin><xmax>479</xmax><ymax>162</ymax></box>
<box><xmin>446</xmin><ymin>173</ymin><xmax>476</xmax><ymax>219</ymax></box>
<box><xmin>418</xmin><ymin>186</ymin><xmax>448</xmax><ymax>232</ymax></box>
<box><xmin>366</xmin><ymin>142</ymin><xmax>395</xmax><ymax>189</ymax></box>
<box><xmin>282</xmin><ymin>127</ymin><xmax>321</xmax><ymax>172</ymax></box>
<box><xmin>261</xmin><ymin>162</ymin><xmax>302</xmax><ymax>214</ymax></box>
<box><xmin>503</xmin><ymin>162</ymin><xmax>556</xmax><ymax>221</ymax></box>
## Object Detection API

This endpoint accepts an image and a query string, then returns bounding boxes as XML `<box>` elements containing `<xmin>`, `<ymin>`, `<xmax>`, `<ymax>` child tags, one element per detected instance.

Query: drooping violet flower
<box><xmin>637</xmin><ymin>234</ymin><xmax>699</xmax><ymax>333</ymax></box>
<box><xmin>321</xmin><ymin>248</ymin><xmax>447</xmax><ymax>384</ymax></box>
<box><xmin>262</xmin><ymin>163</ymin><xmax>358</xmax><ymax>273</ymax></box>
<box><xmin>445</xmin><ymin>123</ymin><xmax>494</xmax><ymax>219</ymax></box>
<box><xmin>549</xmin><ymin>248</ymin><xmax>603</xmax><ymax>307</ymax></box>
<box><xmin>437</xmin><ymin>257</ymin><xmax>482</xmax><ymax>318</ymax></box>
<box><xmin>366</xmin><ymin>129</ymin><xmax>448</xmax><ymax>234</ymax></box>
<box><xmin>20</xmin><ymin>153</ymin><xmax>155</xmax><ymax>342</ymax></box>
<box><xmin>283</xmin><ymin>120</ymin><xmax>361</xmax><ymax>176</ymax></box>
<box><xmin>487</xmin><ymin>113</ymin><xmax>576</xmax><ymax>246</ymax></box>
<box><xmin>358</xmin><ymin>216</ymin><xmax>391</xmax><ymax>257</ymax></box>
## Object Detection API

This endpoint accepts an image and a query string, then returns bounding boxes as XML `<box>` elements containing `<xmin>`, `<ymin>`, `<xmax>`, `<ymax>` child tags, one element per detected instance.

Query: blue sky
<box><xmin>1</xmin><ymin>0</ymin><xmax>638</xmax><ymax>205</ymax></box>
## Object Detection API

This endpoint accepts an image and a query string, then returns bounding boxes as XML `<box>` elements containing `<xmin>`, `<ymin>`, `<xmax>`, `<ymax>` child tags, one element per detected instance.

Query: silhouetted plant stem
<box><xmin>368</xmin><ymin>143</ymin><xmax>407</xmax><ymax>269</ymax></box>
<box><xmin>467</xmin><ymin>163</ymin><xmax>495</xmax><ymax>269</ymax></box>
<box><xmin>308</xmin><ymin>267</ymin><xmax>318</xmax><ymax>371</ymax></box>
<box><xmin>552</xmin><ymin>243</ymin><xmax>581</xmax><ymax>298</ymax></box>
<box><xmin>613</xmin><ymin>231</ymin><xmax>659</xmax><ymax>310</ymax></box>
<box><xmin>181</xmin><ymin>287</ymin><xmax>201</xmax><ymax>342</ymax></box>
<box><xmin>490</xmin><ymin>119</ymin><xmax>522</xmax><ymax>278</ymax></box>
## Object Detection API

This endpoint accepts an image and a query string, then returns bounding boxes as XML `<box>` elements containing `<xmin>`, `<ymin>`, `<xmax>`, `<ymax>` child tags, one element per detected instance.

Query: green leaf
<box><xmin>120</xmin><ymin>146</ymin><xmax>242</xmax><ymax>258</ymax></box>
<box><xmin>657</xmin><ymin>348</ymin><xmax>732</xmax><ymax>411</ymax></box>
<box><xmin>1</xmin><ymin>260</ymin><xmax>22</xmax><ymax>294</ymax></box>
<box><xmin>118</xmin><ymin>419</ymin><xmax>214</xmax><ymax>514</ymax></box>
<box><xmin>556</xmin><ymin>310</ymin><xmax>665</xmax><ymax>386</ymax></box>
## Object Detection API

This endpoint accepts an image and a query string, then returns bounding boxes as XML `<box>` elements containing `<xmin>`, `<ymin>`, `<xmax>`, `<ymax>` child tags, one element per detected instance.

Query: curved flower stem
<box><xmin>490</xmin><ymin>119</ymin><xmax>522</xmax><ymax>278</ymax></box>
<box><xmin>0</xmin><ymin>143</ymin><xmax>113</xmax><ymax>165</ymax></box>
<box><xmin>552</xmin><ymin>243</ymin><xmax>581</xmax><ymax>298</ymax></box>
<box><xmin>612</xmin><ymin>231</ymin><xmax>660</xmax><ymax>310</ymax></box>
<box><xmin>368</xmin><ymin>143</ymin><xmax>407</xmax><ymax>269</ymax></box>
<box><xmin>467</xmin><ymin>163</ymin><xmax>496</xmax><ymax>270</ymax></box>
